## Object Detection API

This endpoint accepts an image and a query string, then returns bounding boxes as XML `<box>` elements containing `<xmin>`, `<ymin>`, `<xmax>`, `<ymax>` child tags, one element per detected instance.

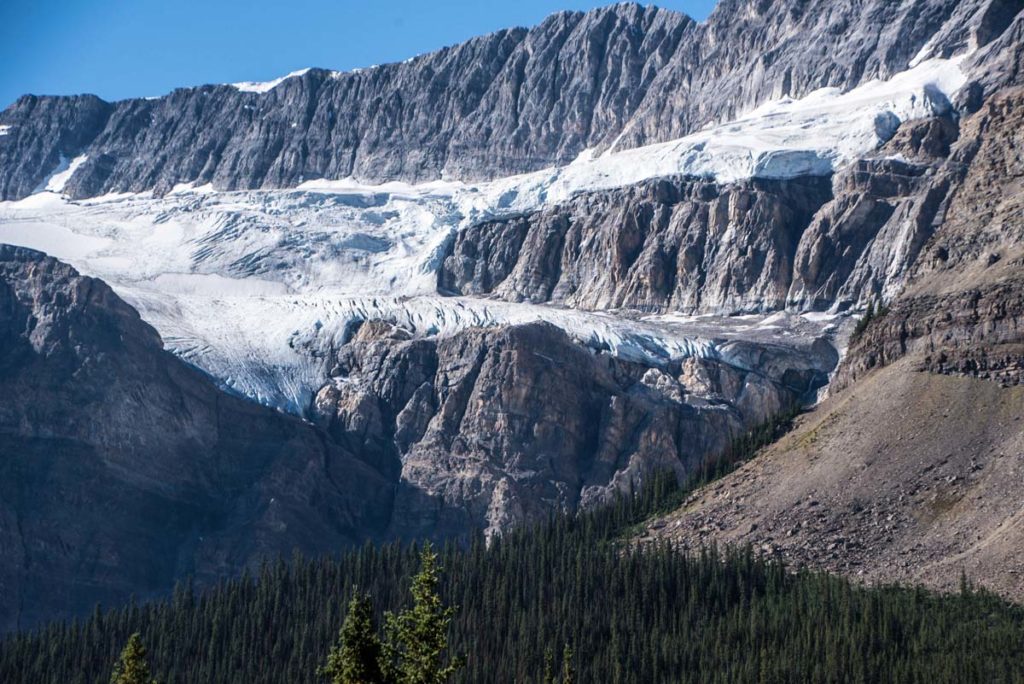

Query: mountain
<box><xmin>0</xmin><ymin>0</ymin><xmax>1023</xmax><ymax>631</ymax></box>
<box><xmin>0</xmin><ymin>0</ymin><xmax>1007</xmax><ymax>200</ymax></box>
<box><xmin>0</xmin><ymin>243</ymin><xmax>831</xmax><ymax>630</ymax></box>
<box><xmin>0</xmin><ymin>245</ymin><xmax>396</xmax><ymax>631</ymax></box>
<box><xmin>641</xmin><ymin>16</ymin><xmax>1024</xmax><ymax>598</ymax></box>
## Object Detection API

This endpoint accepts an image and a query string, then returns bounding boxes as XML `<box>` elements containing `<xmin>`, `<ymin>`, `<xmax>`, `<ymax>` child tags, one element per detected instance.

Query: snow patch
<box><xmin>0</xmin><ymin>218</ymin><xmax>112</xmax><ymax>262</ymax></box>
<box><xmin>231</xmin><ymin>68</ymin><xmax>312</xmax><ymax>93</ymax></box>
<box><xmin>40</xmin><ymin>154</ymin><xmax>89</xmax><ymax>194</ymax></box>
<box><xmin>0</xmin><ymin>125</ymin><xmax>11</xmax><ymax>137</ymax></box>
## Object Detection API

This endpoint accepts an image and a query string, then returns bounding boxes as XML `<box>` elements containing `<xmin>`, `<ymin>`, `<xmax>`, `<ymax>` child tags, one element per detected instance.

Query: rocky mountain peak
<box><xmin>0</xmin><ymin>0</ymin><xmax>987</xmax><ymax>200</ymax></box>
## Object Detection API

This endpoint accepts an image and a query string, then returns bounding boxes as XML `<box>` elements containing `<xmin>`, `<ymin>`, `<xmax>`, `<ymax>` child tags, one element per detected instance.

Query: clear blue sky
<box><xmin>0</xmin><ymin>1</ymin><xmax>717</xmax><ymax>109</ymax></box>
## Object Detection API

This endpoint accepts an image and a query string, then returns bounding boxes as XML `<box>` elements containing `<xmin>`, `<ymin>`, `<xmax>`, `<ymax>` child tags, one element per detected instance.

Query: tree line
<box><xmin>3</xmin><ymin>467</ymin><xmax>1023</xmax><ymax>682</ymax></box>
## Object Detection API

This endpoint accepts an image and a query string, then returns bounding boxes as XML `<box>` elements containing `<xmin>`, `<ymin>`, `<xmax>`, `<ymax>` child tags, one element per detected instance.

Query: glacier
<box><xmin>0</xmin><ymin>55</ymin><xmax>966</xmax><ymax>413</ymax></box>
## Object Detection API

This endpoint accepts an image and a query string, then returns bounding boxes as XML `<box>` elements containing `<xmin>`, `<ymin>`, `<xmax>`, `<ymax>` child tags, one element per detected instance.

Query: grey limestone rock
<box><xmin>0</xmin><ymin>0</ymin><xmax>999</xmax><ymax>200</ymax></box>
<box><xmin>312</xmin><ymin>319</ymin><xmax>833</xmax><ymax>542</ymax></box>
<box><xmin>0</xmin><ymin>246</ymin><xmax>391</xmax><ymax>631</ymax></box>
<box><xmin>440</xmin><ymin>176</ymin><xmax>833</xmax><ymax>314</ymax></box>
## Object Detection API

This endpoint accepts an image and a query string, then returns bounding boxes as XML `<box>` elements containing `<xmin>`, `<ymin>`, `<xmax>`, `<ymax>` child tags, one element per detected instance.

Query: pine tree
<box><xmin>853</xmin><ymin>299</ymin><xmax>877</xmax><ymax>339</ymax></box>
<box><xmin>109</xmin><ymin>633</ymin><xmax>158</xmax><ymax>684</ymax></box>
<box><xmin>320</xmin><ymin>592</ymin><xmax>386</xmax><ymax>684</ymax></box>
<box><xmin>543</xmin><ymin>647</ymin><xmax>556</xmax><ymax>684</ymax></box>
<box><xmin>384</xmin><ymin>544</ymin><xmax>464</xmax><ymax>684</ymax></box>
<box><xmin>561</xmin><ymin>644</ymin><xmax>575</xmax><ymax>684</ymax></box>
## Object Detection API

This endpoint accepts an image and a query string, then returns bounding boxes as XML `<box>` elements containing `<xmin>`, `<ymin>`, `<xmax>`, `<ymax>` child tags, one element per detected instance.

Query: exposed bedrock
<box><xmin>787</xmin><ymin>116</ymin><xmax>961</xmax><ymax>312</ymax></box>
<box><xmin>0</xmin><ymin>0</ymin><xmax>1001</xmax><ymax>200</ymax></box>
<box><xmin>836</xmin><ymin>281</ymin><xmax>1024</xmax><ymax>390</ymax></box>
<box><xmin>440</xmin><ymin>176</ymin><xmax>834</xmax><ymax>314</ymax></box>
<box><xmin>438</xmin><ymin>141</ymin><xmax>966</xmax><ymax>317</ymax></box>
<box><xmin>836</xmin><ymin>86</ymin><xmax>1024</xmax><ymax>388</ymax></box>
<box><xmin>312</xmin><ymin>319</ymin><xmax>834</xmax><ymax>541</ymax></box>
<box><xmin>0</xmin><ymin>246</ymin><xmax>392</xmax><ymax>631</ymax></box>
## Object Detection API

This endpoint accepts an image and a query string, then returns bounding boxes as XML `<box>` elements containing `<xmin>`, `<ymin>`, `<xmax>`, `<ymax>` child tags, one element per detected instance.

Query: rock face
<box><xmin>0</xmin><ymin>247</ymin><xmax>837</xmax><ymax>630</ymax></box>
<box><xmin>787</xmin><ymin>117</ymin><xmax>961</xmax><ymax>312</ymax></box>
<box><xmin>835</xmin><ymin>84</ymin><xmax>1024</xmax><ymax>388</ymax></box>
<box><xmin>641</xmin><ymin>361</ymin><xmax>1024</xmax><ymax>600</ymax></box>
<box><xmin>836</xmin><ymin>281</ymin><xmax>1024</xmax><ymax>390</ymax></box>
<box><xmin>311</xmin><ymin>319</ymin><xmax>832</xmax><ymax>541</ymax></box>
<box><xmin>0</xmin><ymin>246</ymin><xmax>392</xmax><ymax>632</ymax></box>
<box><xmin>0</xmin><ymin>0</ymin><xmax>999</xmax><ymax>200</ymax></box>
<box><xmin>440</xmin><ymin>176</ymin><xmax>832</xmax><ymax>314</ymax></box>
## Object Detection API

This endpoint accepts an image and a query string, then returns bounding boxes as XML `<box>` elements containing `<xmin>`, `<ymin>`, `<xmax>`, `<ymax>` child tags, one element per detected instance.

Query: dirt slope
<box><xmin>641</xmin><ymin>360</ymin><xmax>1024</xmax><ymax>599</ymax></box>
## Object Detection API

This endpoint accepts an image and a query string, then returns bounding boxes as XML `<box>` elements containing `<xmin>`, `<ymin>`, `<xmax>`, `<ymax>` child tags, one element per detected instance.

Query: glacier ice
<box><xmin>0</xmin><ymin>55</ymin><xmax>966</xmax><ymax>413</ymax></box>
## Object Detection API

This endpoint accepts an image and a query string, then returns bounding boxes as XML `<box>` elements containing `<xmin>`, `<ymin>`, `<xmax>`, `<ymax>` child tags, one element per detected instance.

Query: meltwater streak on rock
<box><xmin>0</xmin><ymin>0</ymin><xmax>1001</xmax><ymax>200</ymax></box>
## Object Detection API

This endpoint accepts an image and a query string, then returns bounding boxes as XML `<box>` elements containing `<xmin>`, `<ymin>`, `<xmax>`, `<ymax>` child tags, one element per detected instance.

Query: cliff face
<box><xmin>440</xmin><ymin>176</ymin><xmax>833</xmax><ymax>314</ymax></box>
<box><xmin>835</xmin><ymin>83</ymin><xmax>1024</xmax><ymax>389</ymax></box>
<box><xmin>0</xmin><ymin>0</ymin><xmax>999</xmax><ymax>200</ymax></box>
<box><xmin>312</xmin><ymin>319</ymin><xmax>832</xmax><ymax>542</ymax></box>
<box><xmin>0</xmin><ymin>246</ymin><xmax>392</xmax><ymax>631</ymax></box>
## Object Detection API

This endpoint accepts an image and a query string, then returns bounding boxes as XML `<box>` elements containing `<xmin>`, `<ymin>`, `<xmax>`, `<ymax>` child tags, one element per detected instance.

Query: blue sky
<box><xmin>0</xmin><ymin>1</ymin><xmax>717</xmax><ymax>109</ymax></box>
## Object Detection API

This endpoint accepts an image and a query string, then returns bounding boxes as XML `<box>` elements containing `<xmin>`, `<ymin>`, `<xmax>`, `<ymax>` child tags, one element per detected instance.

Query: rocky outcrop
<box><xmin>312</xmin><ymin>319</ymin><xmax>833</xmax><ymax>541</ymax></box>
<box><xmin>835</xmin><ymin>86</ymin><xmax>1024</xmax><ymax>387</ymax></box>
<box><xmin>0</xmin><ymin>246</ymin><xmax>392</xmax><ymax>631</ymax></box>
<box><xmin>0</xmin><ymin>0</ymin><xmax>996</xmax><ymax>200</ymax></box>
<box><xmin>787</xmin><ymin>116</ymin><xmax>961</xmax><ymax>312</ymax></box>
<box><xmin>440</xmin><ymin>176</ymin><xmax>833</xmax><ymax>314</ymax></box>
<box><xmin>835</xmin><ymin>281</ymin><xmax>1024</xmax><ymax>390</ymax></box>
<box><xmin>640</xmin><ymin>361</ymin><xmax>1024</xmax><ymax>600</ymax></box>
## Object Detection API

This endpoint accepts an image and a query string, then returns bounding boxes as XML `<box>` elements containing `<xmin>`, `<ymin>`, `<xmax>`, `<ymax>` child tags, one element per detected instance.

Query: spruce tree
<box><xmin>561</xmin><ymin>644</ymin><xmax>575</xmax><ymax>684</ymax></box>
<box><xmin>109</xmin><ymin>633</ymin><xmax>158</xmax><ymax>684</ymax></box>
<box><xmin>543</xmin><ymin>647</ymin><xmax>556</xmax><ymax>684</ymax></box>
<box><xmin>320</xmin><ymin>592</ymin><xmax>386</xmax><ymax>684</ymax></box>
<box><xmin>384</xmin><ymin>544</ymin><xmax>464</xmax><ymax>684</ymax></box>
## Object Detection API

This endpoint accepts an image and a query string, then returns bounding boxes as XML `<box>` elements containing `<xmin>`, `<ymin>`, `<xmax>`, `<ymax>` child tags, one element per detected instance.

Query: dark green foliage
<box><xmin>852</xmin><ymin>299</ymin><xmax>891</xmax><ymax>341</ymax></box>
<box><xmin>320</xmin><ymin>592</ymin><xmax>385</xmax><ymax>684</ymax></box>
<box><xmin>109</xmin><ymin>633</ymin><xmax>158</xmax><ymax>684</ymax></box>
<box><xmin>2</xmin><ymin>471</ymin><xmax>1024</xmax><ymax>683</ymax></box>
<box><xmin>382</xmin><ymin>544</ymin><xmax>463</xmax><ymax>684</ymax></box>
<box><xmin>542</xmin><ymin>648</ymin><xmax>555</xmax><ymax>684</ymax></box>
<box><xmin>560</xmin><ymin>644</ymin><xmax>575</xmax><ymax>684</ymax></box>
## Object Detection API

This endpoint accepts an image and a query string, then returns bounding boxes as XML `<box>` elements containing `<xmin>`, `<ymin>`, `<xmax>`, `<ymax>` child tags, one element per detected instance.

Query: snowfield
<box><xmin>0</xmin><ymin>56</ymin><xmax>965</xmax><ymax>413</ymax></box>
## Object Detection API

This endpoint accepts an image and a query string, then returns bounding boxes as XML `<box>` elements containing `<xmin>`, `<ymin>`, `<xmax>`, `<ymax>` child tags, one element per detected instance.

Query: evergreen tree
<box><xmin>109</xmin><ymin>633</ymin><xmax>157</xmax><ymax>684</ymax></box>
<box><xmin>853</xmin><ymin>299</ymin><xmax>878</xmax><ymax>340</ymax></box>
<box><xmin>320</xmin><ymin>592</ymin><xmax>386</xmax><ymax>684</ymax></box>
<box><xmin>383</xmin><ymin>544</ymin><xmax>464</xmax><ymax>684</ymax></box>
<box><xmin>561</xmin><ymin>644</ymin><xmax>575</xmax><ymax>684</ymax></box>
<box><xmin>543</xmin><ymin>647</ymin><xmax>556</xmax><ymax>684</ymax></box>
<box><xmin>4</xmin><ymin>458</ymin><xmax>1024</xmax><ymax>684</ymax></box>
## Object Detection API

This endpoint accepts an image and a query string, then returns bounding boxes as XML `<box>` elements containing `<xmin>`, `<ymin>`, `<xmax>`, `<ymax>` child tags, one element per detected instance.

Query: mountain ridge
<box><xmin>0</xmin><ymin>0</ymin><xmax>998</xmax><ymax>200</ymax></box>
<box><xmin>1</xmin><ymin>0</ymin><xmax>1024</xmax><ymax>634</ymax></box>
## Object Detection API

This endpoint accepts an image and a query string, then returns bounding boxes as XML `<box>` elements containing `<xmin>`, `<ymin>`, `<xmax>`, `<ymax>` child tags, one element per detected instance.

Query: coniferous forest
<box><xmin>2</xmin><ymin>472</ymin><xmax>1024</xmax><ymax>684</ymax></box>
